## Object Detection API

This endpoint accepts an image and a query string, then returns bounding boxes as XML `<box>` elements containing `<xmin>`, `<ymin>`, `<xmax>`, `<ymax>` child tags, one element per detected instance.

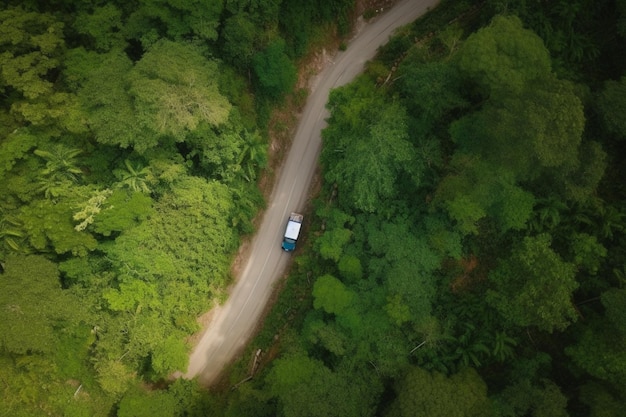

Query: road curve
<box><xmin>183</xmin><ymin>0</ymin><xmax>440</xmax><ymax>386</ymax></box>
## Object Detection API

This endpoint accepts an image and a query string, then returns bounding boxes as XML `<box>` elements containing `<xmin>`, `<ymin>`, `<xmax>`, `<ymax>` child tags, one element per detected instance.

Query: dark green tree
<box><xmin>74</xmin><ymin>42</ymin><xmax>232</xmax><ymax>152</ymax></box>
<box><xmin>253</xmin><ymin>39</ymin><xmax>297</xmax><ymax>101</ymax></box>
<box><xmin>124</xmin><ymin>0</ymin><xmax>223</xmax><ymax>47</ymax></box>
<box><xmin>487</xmin><ymin>234</ymin><xmax>578</xmax><ymax>332</ymax></box>
<box><xmin>397</xmin><ymin>59</ymin><xmax>468</xmax><ymax>135</ymax></box>
<box><xmin>566</xmin><ymin>288</ymin><xmax>626</xmax><ymax>390</ymax></box>
<box><xmin>267</xmin><ymin>353</ymin><xmax>381</xmax><ymax>417</ymax></box>
<box><xmin>224</xmin><ymin>0</ymin><xmax>282</xmax><ymax>26</ymax></box>
<box><xmin>322</xmin><ymin>81</ymin><xmax>417</xmax><ymax>212</ymax></box>
<box><xmin>455</xmin><ymin>15</ymin><xmax>551</xmax><ymax>97</ymax></box>
<box><xmin>579</xmin><ymin>382</ymin><xmax>625</xmax><ymax>417</ymax></box>
<box><xmin>73</xmin><ymin>4</ymin><xmax>125</xmax><ymax>52</ymax></box>
<box><xmin>73</xmin><ymin>50</ymin><xmax>142</xmax><ymax>149</ymax></box>
<box><xmin>117</xmin><ymin>387</ymin><xmax>178</xmax><ymax>417</ymax></box>
<box><xmin>450</xmin><ymin>77</ymin><xmax>585</xmax><ymax>182</ymax></box>
<box><xmin>0</xmin><ymin>7</ymin><xmax>64</xmax><ymax>100</ymax></box>
<box><xmin>434</xmin><ymin>156</ymin><xmax>535</xmax><ymax>235</ymax></box>
<box><xmin>595</xmin><ymin>75</ymin><xmax>626</xmax><ymax>140</ymax></box>
<box><xmin>0</xmin><ymin>7</ymin><xmax>83</xmax><ymax>131</ymax></box>
<box><xmin>220</xmin><ymin>13</ymin><xmax>257</xmax><ymax>70</ymax></box>
<box><xmin>493</xmin><ymin>378</ymin><xmax>570</xmax><ymax>417</ymax></box>
<box><xmin>385</xmin><ymin>366</ymin><xmax>490</xmax><ymax>417</ymax></box>
<box><xmin>0</xmin><ymin>254</ymin><xmax>85</xmax><ymax>354</ymax></box>
<box><xmin>491</xmin><ymin>353</ymin><xmax>570</xmax><ymax>417</ymax></box>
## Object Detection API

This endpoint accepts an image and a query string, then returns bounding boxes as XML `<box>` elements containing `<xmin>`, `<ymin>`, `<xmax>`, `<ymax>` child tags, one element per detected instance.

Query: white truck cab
<box><xmin>282</xmin><ymin>213</ymin><xmax>303</xmax><ymax>251</ymax></box>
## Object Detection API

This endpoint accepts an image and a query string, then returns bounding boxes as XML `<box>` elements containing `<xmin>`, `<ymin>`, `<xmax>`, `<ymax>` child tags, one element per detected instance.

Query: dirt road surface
<box><xmin>183</xmin><ymin>0</ymin><xmax>440</xmax><ymax>386</ymax></box>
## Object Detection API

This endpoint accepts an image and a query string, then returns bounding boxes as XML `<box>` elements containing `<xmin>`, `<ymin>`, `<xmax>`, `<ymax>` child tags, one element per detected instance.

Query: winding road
<box><xmin>183</xmin><ymin>0</ymin><xmax>440</xmax><ymax>386</ymax></box>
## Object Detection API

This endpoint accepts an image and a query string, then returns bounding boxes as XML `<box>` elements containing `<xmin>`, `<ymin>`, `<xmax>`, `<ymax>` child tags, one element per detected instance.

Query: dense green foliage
<box><xmin>2</xmin><ymin>0</ymin><xmax>626</xmax><ymax>416</ymax></box>
<box><xmin>0</xmin><ymin>0</ymin><xmax>352</xmax><ymax>415</ymax></box>
<box><xmin>213</xmin><ymin>1</ymin><xmax>626</xmax><ymax>416</ymax></box>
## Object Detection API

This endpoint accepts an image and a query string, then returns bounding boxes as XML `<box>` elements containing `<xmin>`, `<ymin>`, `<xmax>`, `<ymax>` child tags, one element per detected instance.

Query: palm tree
<box><xmin>34</xmin><ymin>144</ymin><xmax>83</xmax><ymax>183</ymax></box>
<box><xmin>528</xmin><ymin>196</ymin><xmax>568</xmax><ymax>232</ymax></box>
<box><xmin>236</xmin><ymin>132</ymin><xmax>267</xmax><ymax>182</ymax></box>
<box><xmin>0</xmin><ymin>210</ymin><xmax>26</xmax><ymax>254</ymax></box>
<box><xmin>573</xmin><ymin>197</ymin><xmax>625</xmax><ymax>240</ymax></box>
<box><xmin>34</xmin><ymin>144</ymin><xmax>83</xmax><ymax>199</ymax></box>
<box><xmin>36</xmin><ymin>175</ymin><xmax>68</xmax><ymax>200</ymax></box>
<box><xmin>230</xmin><ymin>183</ymin><xmax>263</xmax><ymax>234</ymax></box>
<box><xmin>113</xmin><ymin>159</ymin><xmax>152</xmax><ymax>194</ymax></box>
<box><xmin>443</xmin><ymin>323</ymin><xmax>490</xmax><ymax>369</ymax></box>
<box><xmin>613</xmin><ymin>265</ymin><xmax>626</xmax><ymax>289</ymax></box>
<box><xmin>596</xmin><ymin>204</ymin><xmax>625</xmax><ymax>240</ymax></box>
<box><xmin>492</xmin><ymin>331</ymin><xmax>517</xmax><ymax>362</ymax></box>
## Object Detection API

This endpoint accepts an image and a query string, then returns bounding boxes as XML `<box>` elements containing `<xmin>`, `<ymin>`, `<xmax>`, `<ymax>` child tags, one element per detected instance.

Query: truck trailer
<box><xmin>282</xmin><ymin>213</ymin><xmax>303</xmax><ymax>251</ymax></box>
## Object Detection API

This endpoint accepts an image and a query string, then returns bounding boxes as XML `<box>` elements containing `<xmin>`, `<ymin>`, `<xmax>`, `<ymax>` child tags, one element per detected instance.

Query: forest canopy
<box><xmin>216</xmin><ymin>2</ymin><xmax>626</xmax><ymax>416</ymax></box>
<box><xmin>2</xmin><ymin>0</ymin><xmax>626</xmax><ymax>416</ymax></box>
<box><xmin>0</xmin><ymin>0</ymin><xmax>352</xmax><ymax>415</ymax></box>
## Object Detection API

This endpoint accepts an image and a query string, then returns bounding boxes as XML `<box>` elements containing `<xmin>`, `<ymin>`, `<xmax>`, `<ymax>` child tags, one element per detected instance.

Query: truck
<box><xmin>281</xmin><ymin>212</ymin><xmax>303</xmax><ymax>251</ymax></box>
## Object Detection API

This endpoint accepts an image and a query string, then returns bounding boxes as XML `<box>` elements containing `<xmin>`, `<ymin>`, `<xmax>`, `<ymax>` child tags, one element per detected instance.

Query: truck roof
<box><xmin>284</xmin><ymin>220</ymin><xmax>302</xmax><ymax>240</ymax></box>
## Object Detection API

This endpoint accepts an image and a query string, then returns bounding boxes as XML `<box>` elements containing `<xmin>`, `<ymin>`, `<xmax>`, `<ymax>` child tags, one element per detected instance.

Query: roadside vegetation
<box><xmin>214</xmin><ymin>1</ymin><xmax>626</xmax><ymax>416</ymax></box>
<box><xmin>1</xmin><ymin>0</ymin><xmax>625</xmax><ymax>416</ymax></box>
<box><xmin>0</xmin><ymin>0</ymin><xmax>352</xmax><ymax>415</ymax></box>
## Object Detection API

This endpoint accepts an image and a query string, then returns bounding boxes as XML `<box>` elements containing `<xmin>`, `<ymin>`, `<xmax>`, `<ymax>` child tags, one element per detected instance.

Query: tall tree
<box><xmin>385</xmin><ymin>366</ymin><xmax>490</xmax><ymax>417</ymax></box>
<box><xmin>267</xmin><ymin>353</ymin><xmax>381</xmax><ymax>417</ymax></box>
<box><xmin>434</xmin><ymin>156</ymin><xmax>535</xmax><ymax>235</ymax></box>
<box><xmin>72</xmin><ymin>49</ymin><xmax>142</xmax><ymax>149</ymax></box>
<box><xmin>595</xmin><ymin>75</ymin><xmax>626</xmax><ymax>140</ymax></box>
<box><xmin>224</xmin><ymin>0</ymin><xmax>282</xmax><ymax>26</ymax></box>
<box><xmin>0</xmin><ymin>7</ymin><xmax>64</xmax><ymax>101</ymax></box>
<box><xmin>493</xmin><ymin>378</ymin><xmax>570</xmax><ymax>417</ymax></box>
<box><xmin>397</xmin><ymin>59</ymin><xmax>468</xmax><ymax>135</ymax></box>
<box><xmin>220</xmin><ymin>13</ymin><xmax>257</xmax><ymax>70</ymax></box>
<box><xmin>73</xmin><ymin>4</ymin><xmax>126</xmax><ymax>52</ymax></box>
<box><xmin>455</xmin><ymin>15</ymin><xmax>551</xmax><ymax>97</ymax></box>
<box><xmin>0</xmin><ymin>7</ymin><xmax>82</xmax><ymax>131</ymax></box>
<box><xmin>322</xmin><ymin>81</ymin><xmax>417</xmax><ymax>212</ymax></box>
<box><xmin>487</xmin><ymin>234</ymin><xmax>578</xmax><ymax>332</ymax></box>
<box><xmin>252</xmin><ymin>39</ymin><xmax>297</xmax><ymax>101</ymax></box>
<box><xmin>124</xmin><ymin>0</ymin><xmax>223</xmax><ymax>47</ymax></box>
<box><xmin>75</xmin><ymin>41</ymin><xmax>232</xmax><ymax>152</ymax></box>
<box><xmin>312</xmin><ymin>274</ymin><xmax>356</xmax><ymax>316</ymax></box>
<box><xmin>450</xmin><ymin>77</ymin><xmax>585</xmax><ymax>183</ymax></box>
<box><xmin>130</xmin><ymin>40</ymin><xmax>231</xmax><ymax>141</ymax></box>
<box><xmin>566</xmin><ymin>288</ymin><xmax>626</xmax><ymax>390</ymax></box>
<box><xmin>0</xmin><ymin>254</ymin><xmax>85</xmax><ymax>354</ymax></box>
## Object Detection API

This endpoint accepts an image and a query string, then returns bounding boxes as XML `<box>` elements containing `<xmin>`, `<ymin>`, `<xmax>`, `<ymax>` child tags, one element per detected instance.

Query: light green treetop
<box><xmin>130</xmin><ymin>40</ymin><xmax>231</xmax><ymax>142</ymax></box>
<box><xmin>76</xmin><ymin>41</ymin><xmax>231</xmax><ymax>152</ymax></box>
<box><xmin>456</xmin><ymin>15</ymin><xmax>551</xmax><ymax>96</ymax></box>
